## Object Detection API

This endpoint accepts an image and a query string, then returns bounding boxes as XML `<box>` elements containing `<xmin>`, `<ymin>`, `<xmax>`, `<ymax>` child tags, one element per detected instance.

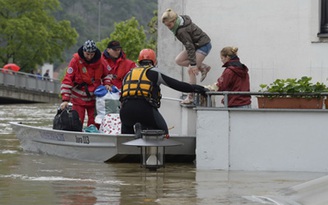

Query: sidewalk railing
<box><xmin>204</xmin><ymin>91</ymin><xmax>328</xmax><ymax>108</ymax></box>
<box><xmin>0</xmin><ymin>68</ymin><xmax>60</xmax><ymax>94</ymax></box>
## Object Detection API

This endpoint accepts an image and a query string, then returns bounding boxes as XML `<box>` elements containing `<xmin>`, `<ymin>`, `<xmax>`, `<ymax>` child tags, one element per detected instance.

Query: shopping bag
<box><xmin>95</xmin><ymin>85</ymin><xmax>120</xmax><ymax>124</ymax></box>
<box><xmin>99</xmin><ymin>113</ymin><xmax>121</xmax><ymax>134</ymax></box>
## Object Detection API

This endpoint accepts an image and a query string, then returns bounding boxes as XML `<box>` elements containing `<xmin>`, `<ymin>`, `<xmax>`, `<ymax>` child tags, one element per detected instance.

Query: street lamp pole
<box><xmin>98</xmin><ymin>0</ymin><xmax>101</xmax><ymax>41</ymax></box>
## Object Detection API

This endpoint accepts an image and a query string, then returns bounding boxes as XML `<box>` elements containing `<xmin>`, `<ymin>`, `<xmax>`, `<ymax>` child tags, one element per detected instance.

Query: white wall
<box><xmin>158</xmin><ymin>0</ymin><xmax>187</xmax><ymax>135</ymax></box>
<box><xmin>196</xmin><ymin>109</ymin><xmax>328</xmax><ymax>172</ymax></box>
<box><xmin>42</xmin><ymin>63</ymin><xmax>53</xmax><ymax>79</ymax></box>
<box><xmin>173</xmin><ymin>0</ymin><xmax>328</xmax><ymax>86</ymax></box>
<box><xmin>157</xmin><ymin>0</ymin><xmax>328</xmax><ymax>134</ymax></box>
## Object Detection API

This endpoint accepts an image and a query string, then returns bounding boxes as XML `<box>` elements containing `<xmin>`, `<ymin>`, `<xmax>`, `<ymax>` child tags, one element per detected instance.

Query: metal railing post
<box><xmin>203</xmin><ymin>91</ymin><xmax>328</xmax><ymax>108</ymax></box>
<box><xmin>223</xmin><ymin>92</ymin><xmax>228</xmax><ymax>108</ymax></box>
<box><xmin>207</xmin><ymin>95</ymin><xmax>212</xmax><ymax>107</ymax></box>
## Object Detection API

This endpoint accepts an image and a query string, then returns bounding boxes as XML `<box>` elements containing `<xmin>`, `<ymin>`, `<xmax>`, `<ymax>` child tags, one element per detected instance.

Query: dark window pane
<box><xmin>320</xmin><ymin>0</ymin><xmax>328</xmax><ymax>33</ymax></box>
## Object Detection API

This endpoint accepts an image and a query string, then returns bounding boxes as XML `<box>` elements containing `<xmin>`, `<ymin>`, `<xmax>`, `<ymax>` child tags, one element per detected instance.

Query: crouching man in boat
<box><xmin>119</xmin><ymin>48</ymin><xmax>208</xmax><ymax>135</ymax></box>
<box><xmin>60</xmin><ymin>40</ymin><xmax>112</xmax><ymax>127</ymax></box>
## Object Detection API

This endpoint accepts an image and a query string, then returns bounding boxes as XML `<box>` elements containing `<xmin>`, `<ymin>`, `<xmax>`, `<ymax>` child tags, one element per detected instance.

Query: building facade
<box><xmin>157</xmin><ymin>0</ymin><xmax>328</xmax><ymax>135</ymax></box>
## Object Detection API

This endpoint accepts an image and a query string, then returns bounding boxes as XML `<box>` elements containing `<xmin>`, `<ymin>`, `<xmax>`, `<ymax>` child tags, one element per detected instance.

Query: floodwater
<box><xmin>0</xmin><ymin>103</ymin><xmax>327</xmax><ymax>205</ymax></box>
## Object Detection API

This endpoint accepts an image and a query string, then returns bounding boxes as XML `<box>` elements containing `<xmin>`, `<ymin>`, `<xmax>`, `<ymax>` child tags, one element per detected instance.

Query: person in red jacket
<box><xmin>207</xmin><ymin>46</ymin><xmax>251</xmax><ymax>108</ymax></box>
<box><xmin>60</xmin><ymin>40</ymin><xmax>112</xmax><ymax>126</ymax></box>
<box><xmin>102</xmin><ymin>40</ymin><xmax>137</xmax><ymax>90</ymax></box>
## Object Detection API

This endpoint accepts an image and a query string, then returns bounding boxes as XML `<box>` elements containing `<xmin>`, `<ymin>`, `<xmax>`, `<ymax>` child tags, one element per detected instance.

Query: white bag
<box><xmin>95</xmin><ymin>91</ymin><xmax>120</xmax><ymax>124</ymax></box>
<box><xmin>99</xmin><ymin>113</ymin><xmax>121</xmax><ymax>134</ymax></box>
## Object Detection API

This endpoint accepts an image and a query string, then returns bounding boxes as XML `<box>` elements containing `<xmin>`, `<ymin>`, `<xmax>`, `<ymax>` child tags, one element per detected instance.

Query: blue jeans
<box><xmin>196</xmin><ymin>42</ymin><xmax>212</xmax><ymax>56</ymax></box>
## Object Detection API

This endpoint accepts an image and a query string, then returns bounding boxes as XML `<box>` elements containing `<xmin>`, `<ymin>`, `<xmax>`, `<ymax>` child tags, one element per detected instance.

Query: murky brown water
<box><xmin>0</xmin><ymin>103</ymin><xmax>327</xmax><ymax>205</ymax></box>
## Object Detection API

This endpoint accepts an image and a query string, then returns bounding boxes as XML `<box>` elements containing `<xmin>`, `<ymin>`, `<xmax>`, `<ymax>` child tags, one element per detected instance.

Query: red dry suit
<box><xmin>61</xmin><ymin>47</ymin><xmax>111</xmax><ymax>126</ymax></box>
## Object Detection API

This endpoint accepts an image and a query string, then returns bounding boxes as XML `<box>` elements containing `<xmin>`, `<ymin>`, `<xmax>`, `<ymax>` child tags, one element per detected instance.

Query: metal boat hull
<box><xmin>10</xmin><ymin>122</ymin><xmax>195</xmax><ymax>163</ymax></box>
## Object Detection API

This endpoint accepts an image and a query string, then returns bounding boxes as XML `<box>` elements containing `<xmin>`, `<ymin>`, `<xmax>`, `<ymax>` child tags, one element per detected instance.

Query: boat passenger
<box><xmin>102</xmin><ymin>40</ymin><xmax>136</xmax><ymax>90</ymax></box>
<box><xmin>60</xmin><ymin>40</ymin><xmax>112</xmax><ymax>126</ymax></box>
<box><xmin>119</xmin><ymin>48</ymin><xmax>208</xmax><ymax>135</ymax></box>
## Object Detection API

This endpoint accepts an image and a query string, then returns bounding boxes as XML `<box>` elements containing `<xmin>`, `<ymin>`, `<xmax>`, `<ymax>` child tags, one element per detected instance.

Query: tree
<box><xmin>146</xmin><ymin>10</ymin><xmax>158</xmax><ymax>51</ymax></box>
<box><xmin>97</xmin><ymin>17</ymin><xmax>147</xmax><ymax>62</ymax></box>
<box><xmin>0</xmin><ymin>0</ymin><xmax>78</xmax><ymax>71</ymax></box>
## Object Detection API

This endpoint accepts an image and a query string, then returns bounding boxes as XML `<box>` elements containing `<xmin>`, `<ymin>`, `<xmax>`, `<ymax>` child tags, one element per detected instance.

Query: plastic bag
<box><xmin>99</xmin><ymin>113</ymin><xmax>121</xmax><ymax>134</ymax></box>
<box><xmin>84</xmin><ymin>124</ymin><xmax>99</xmax><ymax>133</ymax></box>
<box><xmin>95</xmin><ymin>85</ymin><xmax>120</xmax><ymax>124</ymax></box>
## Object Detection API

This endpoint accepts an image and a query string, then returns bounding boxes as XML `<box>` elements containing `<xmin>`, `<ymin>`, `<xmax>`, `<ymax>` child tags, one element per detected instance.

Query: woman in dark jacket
<box><xmin>161</xmin><ymin>8</ymin><xmax>212</xmax><ymax>104</ymax></box>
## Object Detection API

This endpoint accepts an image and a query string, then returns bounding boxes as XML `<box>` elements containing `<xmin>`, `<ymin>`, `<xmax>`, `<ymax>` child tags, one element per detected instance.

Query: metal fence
<box><xmin>0</xmin><ymin>68</ymin><xmax>61</xmax><ymax>94</ymax></box>
<box><xmin>205</xmin><ymin>91</ymin><xmax>328</xmax><ymax>108</ymax></box>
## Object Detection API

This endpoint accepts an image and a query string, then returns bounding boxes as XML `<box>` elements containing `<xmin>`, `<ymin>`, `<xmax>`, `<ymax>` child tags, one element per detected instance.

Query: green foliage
<box><xmin>97</xmin><ymin>17</ymin><xmax>147</xmax><ymax>62</ymax></box>
<box><xmin>146</xmin><ymin>10</ymin><xmax>158</xmax><ymax>51</ymax></box>
<box><xmin>259</xmin><ymin>76</ymin><xmax>328</xmax><ymax>98</ymax></box>
<box><xmin>0</xmin><ymin>0</ymin><xmax>157</xmax><ymax>73</ymax></box>
<box><xmin>0</xmin><ymin>0</ymin><xmax>78</xmax><ymax>71</ymax></box>
<box><xmin>55</xmin><ymin>0</ymin><xmax>157</xmax><ymax>65</ymax></box>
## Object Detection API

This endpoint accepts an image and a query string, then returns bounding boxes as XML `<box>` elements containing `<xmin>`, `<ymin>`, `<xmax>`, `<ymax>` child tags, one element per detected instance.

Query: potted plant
<box><xmin>258</xmin><ymin>76</ymin><xmax>328</xmax><ymax>109</ymax></box>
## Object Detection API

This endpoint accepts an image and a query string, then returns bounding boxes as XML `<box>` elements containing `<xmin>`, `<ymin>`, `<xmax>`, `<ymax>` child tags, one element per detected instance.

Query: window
<box><xmin>319</xmin><ymin>0</ymin><xmax>328</xmax><ymax>36</ymax></box>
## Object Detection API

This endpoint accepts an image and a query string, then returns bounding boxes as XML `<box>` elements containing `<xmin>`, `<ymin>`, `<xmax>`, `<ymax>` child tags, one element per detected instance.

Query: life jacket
<box><xmin>73</xmin><ymin>53</ymin><xmax>103</xmax><ymax>85</ymax></box>
<box><xmin>121</xmin><ymin>66</ymin><xmax>161</xmax><ymax>108</ymax></box>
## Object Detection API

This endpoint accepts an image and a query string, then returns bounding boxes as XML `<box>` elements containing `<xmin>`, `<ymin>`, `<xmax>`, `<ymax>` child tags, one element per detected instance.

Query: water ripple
<box><xmin>1</xmin><ymin>150</ymin><xmax>18</xmax><ymax>154</ymax></box>
<box><xmin>0</xmin><ymin>174</ymin><xmax>123</xmax><ymax>185</ymax></box>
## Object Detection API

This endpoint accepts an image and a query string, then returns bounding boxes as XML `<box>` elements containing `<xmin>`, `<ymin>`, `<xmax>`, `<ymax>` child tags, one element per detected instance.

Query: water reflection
<box><xmin>56</xmin><ymin>186</ymin><xmax>98</xmax><ymax>205</ymax></box>
<box><xmin>1</xmin><ymin>151</ymin><xmax>198</xmax><ymax>205</ymax></box>
<box><xmin>115</xmin><ymin>165</ymin><xmax>197</xmax><ymax>204</ymax></box>
<box><xmin>1</xmin><ymin>104</ymin><xmax>328</xmax><ymax>205</ymax></box>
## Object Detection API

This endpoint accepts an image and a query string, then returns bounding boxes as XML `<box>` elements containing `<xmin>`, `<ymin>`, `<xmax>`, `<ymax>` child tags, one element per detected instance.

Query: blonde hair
<box><xmin>220</xmin><ymin>46</ymin><xmax>238</xmax><ymax>57</ymax></box>
<box><xmin>161</xmin><ymin>8</ymin><xmax>178</xmax><ymax>23</ymax></box>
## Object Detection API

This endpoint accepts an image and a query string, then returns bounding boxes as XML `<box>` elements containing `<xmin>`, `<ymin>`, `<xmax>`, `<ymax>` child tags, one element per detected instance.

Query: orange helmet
<box><xmin>138</xmin><ymin>49</ymin><xmax>157</xmax><ymax>65</ymax></box>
